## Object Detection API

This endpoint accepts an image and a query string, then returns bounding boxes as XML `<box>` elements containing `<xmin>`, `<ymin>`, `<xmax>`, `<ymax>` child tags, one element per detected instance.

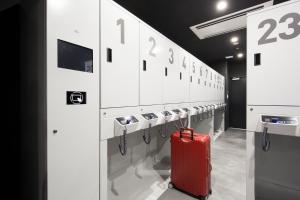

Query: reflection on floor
<box><xmin>158</xmin><ymin>128</ymin><xmax>246</xmax><ymax>200</ymax></box>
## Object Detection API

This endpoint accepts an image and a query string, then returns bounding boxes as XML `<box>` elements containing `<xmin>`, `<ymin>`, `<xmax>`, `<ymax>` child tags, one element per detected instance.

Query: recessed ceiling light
<box><xmin>232</xmin><ymin>77</ymin><xmax>240</xmax><ymax>81</ymax></box>
<box><xmin>230</xmin><ymin>36</ymin><xmax>239</xmax><ymax>43</ymax></box>
<box><xmin>237</xmin><ymin>53</ymin><xmax>244</xmax><ymax>58</ymax></box>
<box><xmin>216</xmin><ymin>1</ymin><xmax>228</xmax><ymax>12</ymax></box>
<box><xmin>225</xmin><ymin>55</ymin><xmax>234</xmax><ymax>59</ymax></box>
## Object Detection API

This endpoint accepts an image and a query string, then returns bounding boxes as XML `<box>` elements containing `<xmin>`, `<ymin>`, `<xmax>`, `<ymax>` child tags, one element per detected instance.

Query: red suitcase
<box><xmin>170</xmin><ymin>128</ymin><xmax>212</xmax><ymax>199</ymax></box>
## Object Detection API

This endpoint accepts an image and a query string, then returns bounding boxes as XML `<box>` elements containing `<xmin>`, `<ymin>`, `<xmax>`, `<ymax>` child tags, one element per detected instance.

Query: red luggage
<box><xmin>170</xmin><ymin>128</ymin><xmax>212</xmax><ymax>199</ymax></box>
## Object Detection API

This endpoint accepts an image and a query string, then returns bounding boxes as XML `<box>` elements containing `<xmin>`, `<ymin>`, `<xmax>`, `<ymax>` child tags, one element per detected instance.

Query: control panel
<box><xmin>262</xmin><ymin>115</ymin><xmax>298</xmax><ymax>125</ymax></box>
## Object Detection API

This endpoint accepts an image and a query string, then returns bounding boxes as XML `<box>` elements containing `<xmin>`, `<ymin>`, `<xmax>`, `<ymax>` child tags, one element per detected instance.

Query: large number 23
<box><xmin>258</xmin><ymin>12</ymin><xmax>300</xmax><ymax>45</ymax></box>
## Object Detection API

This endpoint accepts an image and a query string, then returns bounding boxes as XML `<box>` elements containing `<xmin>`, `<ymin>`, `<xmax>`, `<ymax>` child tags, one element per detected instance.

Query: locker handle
<box><xmin>143</xmin><ymin>60</ymin><xmax>147</xmax><ymax>71</ymax></box>
<box><xmin>107</xmin><ymin>48</ymin><xmax>112</xmax><ymax>63</ymax></box>
<box><xmin>165</xmin><ymin>67</ymin><xmax>168</xmax><ymax>76</ymax></box>
<box><xmin>180</xmin><ymin>72</ymin><xmax>182</xmax><ymax>80</ymax></box>
<box><xmin>254</xmin><ymin>53</ymin><xmax>261</xmax><ymax>66</ymax></box>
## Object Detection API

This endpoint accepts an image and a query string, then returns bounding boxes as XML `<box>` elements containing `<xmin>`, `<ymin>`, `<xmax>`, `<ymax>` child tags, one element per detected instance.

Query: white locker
<box><xmin>101</xmin><ymin>0</ymin><xmax>139</xmax><ymax>108</ymax></box>
<box><xmin>215</xmin><ymin>73</ymin><xmax>219</xmax><ymax>101</ymax></box>
<box><xmin>219</xmin><ymin>76</ymin><xmax>225</xmax><ymax>102</ymax></box>
<box><xmin>163</xmin><ymin>41</ymin><xmax>181</xmax><ymax>103</ymax></box>
<box><xmin>218</xmin><ymin>74</ymin><xmax>223</xmax><ymax>101</ymax></box>
<box><xmin>207</xmin><ymin>67</ymin><xmax>214</xmax><ymax>101</ymax></box>
<box><xmin>178</xmin><ymin>48</ymin><xmax>191</xmax><ymax>103</ymax></box>
<box><xmin>189</xmin><ymin>56</ymin><xmax>200</xmax><ymax>102</ymax></box>
<box><xmin>140</xmin><ymin>22</ymin><xmax>165</xmax><ymax>105</ymax></box>
<box><xmin>201</xmin><ymin>64</ymin><xmax>211</xmax><ymax>101</ymax></box>
<box><xmin>221</xmin><ymin>76</ymin><xmax>225</xmax><ymax>102</ymax></box>
<box><xmin>212</xmin><ymin>70</ymin><xmax>218</xmax><ymax>101</ymax></box>
<box><xmin>197</xmin><ymin>60</ymin><xmax>207</xmax><ymax>102</ymax></box>
<box><xmin>247</xmin><ymin>0</ymin><xmax>300</xmax><ymax>106</ymax></box>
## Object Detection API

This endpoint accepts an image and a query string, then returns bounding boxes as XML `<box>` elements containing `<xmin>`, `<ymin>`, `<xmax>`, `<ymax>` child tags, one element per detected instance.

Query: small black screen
<box><xmin>58</xmin><ymin>39</ymin><xmax>93</xmax><ymax>73</ymax></box>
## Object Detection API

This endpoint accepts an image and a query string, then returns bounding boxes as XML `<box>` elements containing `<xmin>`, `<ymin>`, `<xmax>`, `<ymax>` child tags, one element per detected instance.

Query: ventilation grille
<box><xmin>190</xmin><ymin>1</ymin><xmax>273</xmax><ymax>40</ymax></box>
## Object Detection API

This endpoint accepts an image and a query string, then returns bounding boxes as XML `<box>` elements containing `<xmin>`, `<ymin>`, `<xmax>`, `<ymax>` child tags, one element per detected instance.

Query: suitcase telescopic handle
<box><xmin>180</xmin><ymin>128</ymin><xmax>194</xmax><ymax>141</ymax></box>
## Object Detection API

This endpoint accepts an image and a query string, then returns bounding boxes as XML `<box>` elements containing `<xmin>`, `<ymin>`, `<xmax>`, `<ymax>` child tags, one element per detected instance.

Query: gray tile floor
<box><xmin>158</xmin><ymin>128</ymin><xmax>246</xmax><ymax>200</ymax></box>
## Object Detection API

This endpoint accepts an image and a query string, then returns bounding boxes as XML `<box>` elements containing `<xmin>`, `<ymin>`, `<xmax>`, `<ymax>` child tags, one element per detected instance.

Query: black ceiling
<box><xmin>113</xmin><ymin>0</ymin><xmax>288</xmax><ymax>64</ymax></box>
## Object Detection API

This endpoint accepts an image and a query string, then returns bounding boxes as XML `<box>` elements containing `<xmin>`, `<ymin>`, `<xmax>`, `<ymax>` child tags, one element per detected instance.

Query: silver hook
<box><xmin>143</xmin><ymin>123</ymin><xmax>152</xmax><ymax>144</ymax></box>
<box><xmin>119</xmin><ymin>127</ymin><xmax>127</xmax><ymax>156</ymax></box>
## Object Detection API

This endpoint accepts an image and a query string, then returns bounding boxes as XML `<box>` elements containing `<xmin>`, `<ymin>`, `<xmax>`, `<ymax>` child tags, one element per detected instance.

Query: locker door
<box><xmin>178</xmin><ymin>49</ymin><xmax>190</xmax><ymax>103</ymax></box>
<box><xmin>140</xmin><ymin>23</ymin><xmax>165</xmax><ymax>105</ymax></box>
<box><xmin>208</xmin><ymin>67</ymin><xmax>213</xmax><ymax>101</ymax></box>
<box><xmin>189</xmin><ymin>56</ymin><xmax>200</xmax><ymax>102</ymax></box>
<box><xmin>201</xmin><ymin>64</ymin><xmax>210</xmax><ymax>101</ymax></box>
<box><xmin>195</xmin><ymin>59</ymin><xmax>202</xmax><ymax>102</ymax></box>
<box><xmin>101</xmin><ymin>0</ymin><xmax>139</xmax><ymax>108</ymax></box>
<box><xmin>198</xmin><ymin>61</ymin><xmax>206</xmax><ymax>102</ymax></box>
<box><xmin>213</xmin><ymin>71</ymin><xmax>217</xmax><ymax>101</ymax></box>
<box><xmin>221</xmin><ymin>76</ymin><xmax>225</xmax><ymax>102</ymax></box>
<box><xmin>217</xmin><ymin>74</ymin><xmax>221</xmax><ymax>101</ymax></box>
<box><xmin>247</xmin><ymin>1</ymin><xmax>300</xmax><ymax>106</ymax></box>
<box><xmin>163</xmin><ymin>42</ymin><xmax>180</xmax><ymax>104</ymax></box>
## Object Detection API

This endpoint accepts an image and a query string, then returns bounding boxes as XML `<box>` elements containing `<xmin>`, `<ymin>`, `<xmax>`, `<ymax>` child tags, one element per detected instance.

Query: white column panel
<box><xmin>47</xmin><ymin>0</ymin><xmax>99</xmax><ymax>200</ymax></box>
<box><xmin>101</xmin><ymin>0</ymin><xmax>139</xmax><ymax>108</ymax></box>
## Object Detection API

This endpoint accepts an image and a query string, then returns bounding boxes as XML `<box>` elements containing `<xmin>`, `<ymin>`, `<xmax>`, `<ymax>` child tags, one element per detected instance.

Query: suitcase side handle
<box><xmin>179</xmin><ymin>128</ymin><xmax>194</xmax><ymax>141</ymax></box>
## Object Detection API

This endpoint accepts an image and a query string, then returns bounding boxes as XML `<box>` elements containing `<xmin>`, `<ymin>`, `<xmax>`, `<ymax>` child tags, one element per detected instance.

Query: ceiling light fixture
<box><xmin>237</xmin><ymin>53</ymin><xmax>244</xmax><ymax>58</ymax></box>
<box><xmin>216</xmin><ymin>1</ymin><xmax>228</xmax><ymax>12</ymax></box>
<box><xmin>230</xmin><ymin>36</ymin><xmax>239</xmax><ymax>43</ymax></box>
<box><xmin>225</xmin><ymin>55</ymin><xmax>234</xmax><ymax>59</ymax></box>
<box><xmin>232</xmin><ymin>77</ymin><xmax>240</xmax><ymax>81</ymax></box>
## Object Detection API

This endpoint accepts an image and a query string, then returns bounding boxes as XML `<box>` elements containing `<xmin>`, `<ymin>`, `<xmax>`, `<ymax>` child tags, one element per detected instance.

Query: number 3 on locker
<box><xmin>169</xmin><ymin>48</ymin><xmax>174</xmax><ymax>64</ymax></box>
<box><xmin>258</xmin><ymin>12</ymin><xmax>300</xmax><ymax>45</ymax></box>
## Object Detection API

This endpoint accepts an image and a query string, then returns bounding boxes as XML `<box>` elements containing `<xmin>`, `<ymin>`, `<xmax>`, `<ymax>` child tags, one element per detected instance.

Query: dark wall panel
<box><xmin>19</xmin><ymin>0</ymin><xmax>47</xmax><ymax>199</ymax></box>
<box><xmin>228</xmin><ymin>60</ymin><xmax>246</xmax><ymax>129</ymax></box>
<box><xmin>1</xmin><ymin>5</ymin><xmax>20</xmax><ymax>200</ymax></box>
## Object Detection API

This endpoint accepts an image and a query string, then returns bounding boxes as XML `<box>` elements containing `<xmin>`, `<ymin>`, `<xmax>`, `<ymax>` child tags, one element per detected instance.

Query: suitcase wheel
<box><xmin>199</xmin><ymin>195</ymin><xmax>210</xmax><ymax>200</ymax></box>
<box><xmin>168</xmin><ymin>182</ymin><xmax>174</xmax><ymax>189</ymax></box>
<box><xmin>209</xmin><ymin>190</ymin><xmax>212</xmax><ymax>195</ymax></box>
